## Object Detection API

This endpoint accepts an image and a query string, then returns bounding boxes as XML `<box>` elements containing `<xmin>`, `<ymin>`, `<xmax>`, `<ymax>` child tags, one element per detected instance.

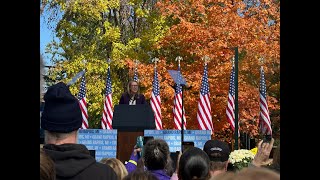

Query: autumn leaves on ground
<box><xmin>41</xmin><ymin>0</ymin><xmax>280</xmax><ymax>144</ymax></box>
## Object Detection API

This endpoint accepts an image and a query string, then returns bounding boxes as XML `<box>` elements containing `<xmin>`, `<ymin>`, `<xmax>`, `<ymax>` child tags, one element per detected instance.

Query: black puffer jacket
<box><xmin>43</xmin><ymin>143</ymin><xmax>117</xmax><ymax>180</ymax></box>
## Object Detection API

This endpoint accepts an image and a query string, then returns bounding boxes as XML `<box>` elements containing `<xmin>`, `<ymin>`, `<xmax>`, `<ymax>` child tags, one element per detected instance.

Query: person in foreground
<box><xmin>178</xmin><ymin>147</ymin><xmax>211</xmax><ymax>180</ymax></box>
<box><xmin>119</xmin><ymin>80</ymin><xmax>146</xmax><ymax>105</ymax></box>
<box><xmin>100</xmin><ymin>158</ymin><xmax>128</xmax><ymax>180</ymax></box>
<box><xmin>41</xmin><ymin>82</ymin><xmax>117</xmax><ymax>180</ymax></box>
<box><xmin>123</xmin><ymin>170</ymin><xmax>158</xmax><ymax>180</ymax></box>
<box><xmin>203</xmin><ymin>139</ymin><xmax>231</xmax><ymax>177</ymax></box>
<box><xmin>40</xmin><ymin>148</ymin><xmax>56</xmax><ymax>180</ymax></box>
<box><xmin>212</xmin><ymin>167</ymin><xmax>279</xmax><ymax>180</ymax></box>
<box><xmin>125</xmin><ymin>139</ymin><xmax>172</xmax><ymax>180</ymax></box>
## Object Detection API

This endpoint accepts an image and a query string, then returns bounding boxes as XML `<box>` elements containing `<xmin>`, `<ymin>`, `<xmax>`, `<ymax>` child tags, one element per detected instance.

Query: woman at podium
<box><xmin>119</xmin><ymin>80</ymin><xmax>146</xmax><ymax>105</ymax></box>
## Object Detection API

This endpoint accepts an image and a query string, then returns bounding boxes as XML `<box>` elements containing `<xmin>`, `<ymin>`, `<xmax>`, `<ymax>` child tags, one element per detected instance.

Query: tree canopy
<box><xmin>41</xmin><ymin>0</ymin><xmax>280</xmax><ymax>143</ymax></box>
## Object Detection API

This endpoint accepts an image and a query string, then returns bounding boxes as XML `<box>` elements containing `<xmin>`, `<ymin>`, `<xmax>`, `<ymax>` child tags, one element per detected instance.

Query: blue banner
<box><xmin>78</xmin><ymin>129</ymin><xmax>117</xmax><ymax>161</ymax></box>
<box><xmin>144</xmin><ymin>130</ymin><xmax>211</xmax><ymax>152</ymax></box>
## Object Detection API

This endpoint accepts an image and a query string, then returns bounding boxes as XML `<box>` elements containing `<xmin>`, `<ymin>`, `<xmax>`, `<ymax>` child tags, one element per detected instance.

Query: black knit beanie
<box><xmin>41</xmin><ymin>82</ymin><xmax>82</xmax><ymax>133</ymax></box>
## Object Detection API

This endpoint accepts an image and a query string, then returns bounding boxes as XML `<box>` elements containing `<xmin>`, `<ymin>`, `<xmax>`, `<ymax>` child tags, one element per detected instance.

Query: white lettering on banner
<box><xmin>79</xmin><ymin>129</ymin><xmax>117</xmax><ymax>160</ymax></box>
<box><xmin>164</xmin><ymin>136</ymin><xmax>176</xmax><ymax>140</ymax></box>
<box><xmin>144</xmin><ymin>130</ymin><xmax>211</xmax><ymax>152</ymax></box>
<box><xmin>80</xmin><ymin>140</ymin><xmax>92</xmax><ymax>144</ymax></box>
<box><xmin>184</xmin><ymin>136</ymin><xmax>195</xmax><ymax>141</ymax></box>
<box><xmin>92</xmin><ymin>140</ymin><xmax>104</xmax><ymax>144</ymax></box>
<box><xmin>195</xmin><ymin>131</ymin><xmax>207</xmax><ymax>134</ymax></box>
<box><xmin>91</xmin><ymin>135</ymin><xmax>102</xmax><ymax>139</ymax></box>
<box><xmin>96</xmin><ymin>151</ymin><xmax>116</xmax><ymax>156</ymax></box>
<box><xmin>103</xmin><ymin>135</ymin><xmax>115</xmax><ymax>139</ymax></box>
<box><xmin>169</xmin><ymin>146</ymin><xmax>181</xmax><ymax>152</ymax></box>
<box><xmin>86</xmin><ymin>146</ymin><xmax>93</xmax><ymax>149</ymax></box>
<box><xmin>79</xmin><ymin>134</ymin><xmax>85</xmax><ymax>139</ymax></box>
<box><xmin>101</xmin><ymin>146</ymin><xmax>115</xmax><ymax>150</ymax></box>
<box><xmin>174</xmin><ymin>141</ymin><xmax>180</xmax><ymax>145</ymax></box>
<box><xmin>196</xmin><ymin>136</ymin><xmax>210</xmax><ymax>140</ymax></box>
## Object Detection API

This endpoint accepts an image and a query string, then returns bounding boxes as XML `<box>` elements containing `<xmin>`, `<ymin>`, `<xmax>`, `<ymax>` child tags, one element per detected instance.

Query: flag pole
<box><xmin>234</xmin><ymin>47</ymin><xmax>239</xmax><ymax>150</ymax></box>
<box><xmin>201</xmin><ymin>55</ymin><xmax>212</xmax><ymax>135</ymax></box>
<box><xmin>175</xmin><ymin>56</ymin><xmax>184</xmax><ymax>149</ymax></box>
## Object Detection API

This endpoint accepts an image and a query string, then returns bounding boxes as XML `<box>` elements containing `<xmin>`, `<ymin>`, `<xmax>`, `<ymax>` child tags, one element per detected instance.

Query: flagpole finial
<box><xmin>175</xmin><ymin>56</ymin><xmax>183</xmax><ymax>67</ymax></box>
<box><xmin>231</xmin><ymin>56</ymin><xmax>235</xmax><ymax>66</ymax></box>
<box><xmin>107</xmin><ymin>57</ymin><xmax>112</xmax><ymax>64</ymax></box>
<box><xmin>107</xmin><ymin>58</ymin><xmax>112</xmax><ymax>69</ymax></box>
<box><xmin>134</xmin><ymin>59</ymin><xmax>140</xmax><ymax>67</ymax></box>
<box><xmin>258</xmin><ymin>57</ymin><xmax>265</xmax><ymax>66</ymax></box>
<box><xmin>202</xmin><ymin>55</ymin><xmax>211</xmax><ymax>65</ymax></box>
<box><xmin>151</xmin><ymin>57</ymin><xmax>159</xmax><ymax>68</ymax></box>
<box><xmin>82</xmin><ymin>59</ymin><xmax>87</xmax><ymax>71</ymax></box>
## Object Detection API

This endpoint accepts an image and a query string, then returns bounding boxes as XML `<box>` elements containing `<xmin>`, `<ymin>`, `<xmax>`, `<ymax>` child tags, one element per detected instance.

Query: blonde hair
<box><xmin>100</xmin><ymin>158</ymin><xmax>128</xmax><ymax>180</ymax></box>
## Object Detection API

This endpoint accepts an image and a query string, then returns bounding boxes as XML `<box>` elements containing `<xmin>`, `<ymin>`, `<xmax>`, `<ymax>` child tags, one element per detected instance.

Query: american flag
<box><xmin>150</xmin><ymin>67</ymin><xmax>162</xmax><ymax>130</ymax></box>
<box><xmin>226</xmin><ymin>65</ymin><xmax>235</xmax><ymax>131</ymax></box>
<box><xmin>259</xmin><ymin>66</ymin><xmax>272</xmax><ymax>135</ymax></box>
<box><xmin>133</xmin><ymin>67</ymin><xmax>138</xmax><ymax>81</ymax></box>
<box><xmin>101</xmin><ymin>67</ymin><xmax>113</xmax><ymax>129</ymax></box>
<box><xmin>78</xmin><ymin>75</ymin><xmax>89</xmax><ymax>129</ymax></box>
<box><xmin>173</xmin><ymin>66</ymin><xmax>186</xmax><ymax>130</ymax></box>
<box><xmin>197</xmin><ymin>64</ymin><xmax>213</xmax><ymax>133</ymax></box>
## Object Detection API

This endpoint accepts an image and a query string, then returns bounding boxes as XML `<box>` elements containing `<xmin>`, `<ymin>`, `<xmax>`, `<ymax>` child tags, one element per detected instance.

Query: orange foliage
<box><xmin>126</xmin><ymin>0</ymin><xmax>280</xmax><ymax>144</ymax></box>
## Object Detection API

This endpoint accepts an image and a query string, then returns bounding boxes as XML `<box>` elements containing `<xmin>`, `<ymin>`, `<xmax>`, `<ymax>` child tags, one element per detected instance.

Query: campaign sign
<box><xmin>78</xmin><ymin>129</ymin><xmax>117</xmax><ymax>161</ymax></box>
<box><xmin>144</xmin><ymin>130</ymin><xmax>211</xmax><ymax>152</ymax></box>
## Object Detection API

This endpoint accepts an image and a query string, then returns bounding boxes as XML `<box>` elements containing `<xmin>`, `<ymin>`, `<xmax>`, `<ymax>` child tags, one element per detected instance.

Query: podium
<box><xmin>112</xmin><ymin>104</ymin><xmax>155</xmax><ymax>163</ymax></box>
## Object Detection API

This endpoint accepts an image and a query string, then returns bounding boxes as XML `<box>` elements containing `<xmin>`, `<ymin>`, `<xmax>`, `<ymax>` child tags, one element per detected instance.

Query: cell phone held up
<box><xmin>136</xmin><ymin>136</ymin><xmax>144</xmax><ymax>148</ymax></box>
<box><xmin>262</xmin><ymin>135</ymin><xmax>272</xmax><ymax>143</ymax></box>
<box><xmin>136</xmin><ymin>136</ymin><xmax>154</xmax><ymax>157</ymax></box>
<box><xmin>136</xmin><ymin>136</ymin><xmax>144</xmax><ymax>157</ymax></box>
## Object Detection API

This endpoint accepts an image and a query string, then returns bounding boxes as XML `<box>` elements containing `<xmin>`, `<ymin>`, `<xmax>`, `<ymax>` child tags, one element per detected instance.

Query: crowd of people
<box><xmin>40</xmin><ymin>54</ymin><xmax>280</xmax><ymax>180</ymax></box>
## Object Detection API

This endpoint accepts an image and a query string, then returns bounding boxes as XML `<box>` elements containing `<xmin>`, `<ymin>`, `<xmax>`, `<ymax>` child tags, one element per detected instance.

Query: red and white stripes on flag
<box><xmin>78</xmin><ymin>74</ymin><xmax>89</xmax><ymax>129</ymax></box>
<box><xmin>197</xmin><ymin>63</ymin><xmax>213</xmax><ymax>133</ymax></box>
<box><xmin>226</xmin><ymin>65</ymin><xmax>235</xmax><ymax>131</ymax></box>
<box><xmin>101</xmin><ymin>67</ymin><xmax>113</xmax><ymax>129</ymax></box>
<box><xmin>259</xmin><ymin>66</ymin><xmax>272</xmax><ymax>135</ymax></box>
<box><xmin>173</xmin><ymin>66</ymin><xmax>186</xmax><ymax>130</ymax></box>
<box><xmin>150</xmin><ymin>67</ymin><xmax>162</xmax><ymax>130</ymax></box>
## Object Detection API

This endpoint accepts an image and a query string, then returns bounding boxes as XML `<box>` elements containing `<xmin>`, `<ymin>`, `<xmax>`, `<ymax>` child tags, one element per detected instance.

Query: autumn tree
<box><xmin>149</xmin><ymin>0</ymin><xmax>280</xmax><ymax>143</ymax></box>
<box><xmin>41</xmin><ymin>0</ymin><xmax>280</xmax><ymax>144</ymax></box>
<box><xmin>41</xmin><ymin>0</ymin><xmax>169</xmax><ymax>128</ymax></box>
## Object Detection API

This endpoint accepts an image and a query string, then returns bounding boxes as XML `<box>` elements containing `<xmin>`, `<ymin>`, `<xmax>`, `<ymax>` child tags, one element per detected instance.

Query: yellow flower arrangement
<box><xmin>229</xmin><ymin>149</ymin><xmax>255</xmax><ymax>170</ymax></box>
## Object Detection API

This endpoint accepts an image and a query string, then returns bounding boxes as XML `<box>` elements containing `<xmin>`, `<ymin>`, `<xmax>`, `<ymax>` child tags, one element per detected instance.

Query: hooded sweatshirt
<box><xmin>43</xmin><ymin>143</ymin><xmax>117</xmax><ymax>180</ymax></box>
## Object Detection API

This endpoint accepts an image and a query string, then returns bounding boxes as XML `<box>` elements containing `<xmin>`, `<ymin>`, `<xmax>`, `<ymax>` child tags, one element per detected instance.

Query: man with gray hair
<box><xmin>203</xmin><ymin>139</ymin><xmax>231</xmax><ymax>177</ymax></box>
<box><xmin>41</xmin><ymin>82</ymin><xmax>117</xmax><ymax>180</ymax></box>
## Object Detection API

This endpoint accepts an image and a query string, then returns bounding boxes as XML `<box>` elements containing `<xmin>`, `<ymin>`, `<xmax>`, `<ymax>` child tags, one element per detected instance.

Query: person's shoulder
<box><xmin>120</xmin><ymin>92</ymin><xmax>127</xmax><ymax>98</ymax></box>
<box><xmin>122</xmin><ymin>92</ymin><xmax>129</xmax><ymax>96</ymax></box>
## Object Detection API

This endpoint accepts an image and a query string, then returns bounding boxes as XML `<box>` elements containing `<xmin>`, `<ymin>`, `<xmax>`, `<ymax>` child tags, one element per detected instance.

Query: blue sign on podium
<box><xmin>144</xmin><ymin>130</ymin><xmax>211</xmax><ymax>152</ymax></box>
<box><xmin>78</xmin><ymin>129</ymin><xmax>117</xmax><ymax>161</ymax></box>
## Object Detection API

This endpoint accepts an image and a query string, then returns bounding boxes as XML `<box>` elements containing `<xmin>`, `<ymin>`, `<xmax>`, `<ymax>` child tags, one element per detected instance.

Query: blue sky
<box><xmin>40</xmin><ymin>15</ymin><xmax>58</xmax><ymax>66</ymax></box>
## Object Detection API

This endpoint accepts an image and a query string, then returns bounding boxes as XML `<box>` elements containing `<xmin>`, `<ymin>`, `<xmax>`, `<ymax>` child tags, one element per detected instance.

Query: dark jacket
<box><xmin>119</xmin><ymin>92</ymin><xmax>146</xmax><ymax>104</ymax></box>
<box><xmin>43</xmin><ymin>143</ymin><xmax>117</xmax><ymax>180</ymax></box>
